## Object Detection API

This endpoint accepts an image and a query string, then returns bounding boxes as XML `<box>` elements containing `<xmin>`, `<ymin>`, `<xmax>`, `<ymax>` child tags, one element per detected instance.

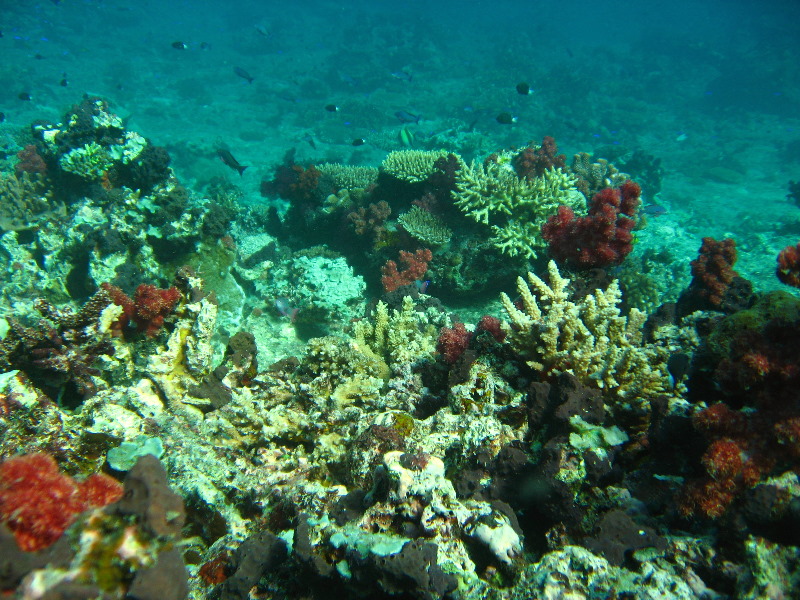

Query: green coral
<box><xmin>59</xmin><ymin>141</ymin><xmax>114</xmax><ymax>180</ymax></box>
<box><xmin>453</xmin><ymin>159</ymin><xmax>584</xmax><ymax>259</ymax></box>
<box><xmin>397</xmin><ymin>206</ymin><xmax>452</xmax><ymax>246</ymax></box>
<box><xmin>317</xmin><ymin>163</ymin><xmax>379</xmax><ymax>190</ymax></box>
<box><xmin>381</xmin><ymin>149</ymin><xmax>457</xmax><ymax>184</ymax></box>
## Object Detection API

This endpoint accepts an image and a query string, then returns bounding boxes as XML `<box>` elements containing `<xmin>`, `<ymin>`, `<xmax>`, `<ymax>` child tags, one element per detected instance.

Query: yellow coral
<box><xmin>317</xmin><ymin>163</ymin><xmax>379</xmax><ymax>190</ymax></box>
<box><xmin>354</xmin><ymin>297</ymin><xmax>439</xmax><ymax>369</ymax></box>
<box><xmin>500</xmin><ymin>261</ymin><xmax>670</xmax><ymax>398</ymax></box>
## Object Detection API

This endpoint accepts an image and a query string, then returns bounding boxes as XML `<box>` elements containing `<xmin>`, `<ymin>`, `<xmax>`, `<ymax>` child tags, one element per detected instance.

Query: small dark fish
<box><xmin>18</xmin><ymin>92</ymin><xmax>31</xmax><ymax>101</ymax></box>
<box><xmin>391</xmin><ymin>70</ymin><xmax>413</xmax><ymax>82</ymax></box>
<box><xmin>516</xmin><ymin>82</ymin><xmax>531</xmax><ymax>95</ymax></box>
<box><xmin>59</xmin><ymin>73</ymin><xmax>68</xmax><ymax>87</ymax></box>
<box><xmin>254</xmin><ymin>24</ymin><xmax>271</xmax><ymax>38</ymax></box>
<box><xmin>667</xmin><ymin>353</ymin><xmax>691</xmax><ymax>388</ymax></box>
<box><xmin>0</xmin><ymin>112</ymin><xmax>5</xmax><ymax>123</ymax></box>
<box><xmin>352</xmin><ymin>138</ymin><xmax>366</xmax><ymax>146</ymax></box>
<box><xmin>217</xmin><ymin>148</ymin><xmax>248</xmax><ymax>176</ymax></box>
<box><xmin>496</xmin><ymin>112</ymin><xmax>517</xmax><ymax>125</ymax></box>
<box><xmin>200</xmin><ymin>41</ymin><xmax>211</xmax><ymax>50</ymax></box>
<box><xmin>234</xmin><ymin>66</ymin><xmax>254</xmax><ymax>84</ymax></box>
<box><xmin>34</xmin><ymin>53</ymin><xmax>45</xmax><ymax>60</ymax></box>
<box><xmin>301</xmin><ymin>133</ymin><xmax>317</xmax><ymax>150</ymax></box>
<box><xmin>395</xmin><ymin>110</ymin><xmax>420</xmax><ymax>124</ymax></box>
<box><xmin>171</xmin><ymin>41</ymin><xmax>188</xmax><ymax>50</ymax></box>
<box><xmin>642</xmin><ymin>203</ymin><xmax>667</xmax><ymax>217</ymax></box>
<box><xmin>324</xmin><ymin>104</ymin><xmax>339</xmax><ymax>112</ymax></box>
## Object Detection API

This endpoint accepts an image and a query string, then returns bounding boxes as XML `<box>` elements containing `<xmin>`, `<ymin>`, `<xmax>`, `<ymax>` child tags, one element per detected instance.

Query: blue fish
<box><xmin>395</xmin><ymin>110</ymin><xmax>420</xmax><ymax>124</ymax></box>
<box><xmin>642</xmin><ymin>203</ymin><xmax>667</xmax><ymax>217</ymax></box>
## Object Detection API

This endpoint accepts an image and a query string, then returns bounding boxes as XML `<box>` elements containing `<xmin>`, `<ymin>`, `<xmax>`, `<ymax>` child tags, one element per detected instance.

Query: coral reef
<box><xmin>512</xmin><ymin>135</ymin><xmax>567</xmax><ymax>179</ymax></box>
<box><xmin>542</xmin><ymin>181</ymin><xmax>641</xmax><ymax>268</ymax></box>
<box><xmin>0</xmin><ymin>171</ymin><xmax>64</xmax><ymax>232</ymax></box>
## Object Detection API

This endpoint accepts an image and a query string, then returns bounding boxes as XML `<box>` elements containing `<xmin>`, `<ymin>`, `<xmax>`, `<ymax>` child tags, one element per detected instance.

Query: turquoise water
<box><xmin>1</xmin><ymin>1</ymin><xmax>799</xmax><ymax>599</ymax></box>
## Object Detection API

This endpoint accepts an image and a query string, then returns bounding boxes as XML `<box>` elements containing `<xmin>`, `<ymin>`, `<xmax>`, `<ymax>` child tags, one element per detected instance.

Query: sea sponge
<box><xmin>453</xmin><ymin>160</ymin><xmax>583</xmax><ymax>259</ymax></box>
<box><xmin>381</xmin><ymin>150</ymin><xmax>456</xmax><ymax>184</ymax></box>
<box><xmin>500</xmin><ymin>261</ymin><xmax>670</xmax><ymax>398</ymax></box>
<box><xmin>397</xmin><ymin>206</ymin><xmax>452</xmax><ymax>246</ymax></box>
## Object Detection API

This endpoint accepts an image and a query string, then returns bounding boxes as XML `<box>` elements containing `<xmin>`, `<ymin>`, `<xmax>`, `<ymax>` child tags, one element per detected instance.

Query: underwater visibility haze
<box><xmin>1</xmin><ymin>0</ymin><xmax>800</xmax><ymax>598</ymax></box>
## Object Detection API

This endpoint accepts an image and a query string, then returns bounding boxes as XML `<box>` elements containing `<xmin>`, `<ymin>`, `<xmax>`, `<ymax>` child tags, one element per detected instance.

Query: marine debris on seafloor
<box><xmin>1</xmin><ymin>99</ymin><xmax>800</xmax><ymax>600</ymax></box>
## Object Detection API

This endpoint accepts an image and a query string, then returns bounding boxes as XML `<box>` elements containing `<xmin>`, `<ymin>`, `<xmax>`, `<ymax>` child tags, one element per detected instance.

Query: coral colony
<box><xmin>2</xmin><ymin>97</ymin><xmax>800</xmax><ymax>600</ymax></box>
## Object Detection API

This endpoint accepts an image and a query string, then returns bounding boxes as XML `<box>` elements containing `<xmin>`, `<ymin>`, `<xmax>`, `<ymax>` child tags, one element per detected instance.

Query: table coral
<box><xmin>500</xmin><ymin>260</ymin><xmax>670</xmax><ymax>398</ymax></box>
<box><xmin>381</xmin><ymin>149</ymin><xmax>456</xmax><ymax>184</ymax></box>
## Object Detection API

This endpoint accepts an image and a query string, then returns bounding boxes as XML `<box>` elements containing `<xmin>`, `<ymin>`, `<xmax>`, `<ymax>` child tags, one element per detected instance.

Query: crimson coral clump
<box><xmin>436</xmin><ymin>316</ymin><xmax>506</xmax><ymax>365</ymax></box>
<box><xmin>380</xmin><ymin>248</ymin><xmax>432</xmax><ymax>293</ymax></box>
<box><xmin>542</xmin><ymin>181</ymin><xmax>641</xmax><ymax>268</ymax></box>
<box><xmin>0</xmin><ymin>453</ymin><xmax>122</xmax><ymax>551</ymax></box>
<box><xmin>689</xmin><ymin>237</ymin><xmax>739</xmax><ymax>308</ymax></box>
<box><xmin>101</xmin><ymin>283</ymin><xmax>181</xmax><ymax>337</ymax></box>
<box><xmin>777</xmin><ymin>241</ymin><xmax>800</xmax><ymax>288</ymax></box>
<box><xmin>512</xmin><ymin>136</ymin><xmax>566</xmax><ymax>180</ymax></box>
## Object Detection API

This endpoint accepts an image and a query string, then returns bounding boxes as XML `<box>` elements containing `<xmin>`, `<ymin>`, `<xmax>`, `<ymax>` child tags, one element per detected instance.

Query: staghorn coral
<box><xmin>381</xmin><ymin>150</ymin><xmax>456</xmax><ymax>184</ymax></box>
<box><xmin>0</xmin><ymin>171</ymin><xmax>64</xmax><ymax>232</ymax></box>
<box><xmin>397</xmin><ymin>206</ymin><xmax>452</xmax><ymax>246</ymax></box>
<box><xmin>453</xmin><ymin>159</ymin><xmax>583</xmax><ymax>259</ymax></box>
<box><xmin>500</xmin><ymin>261</ymin><xmax>670</xmax><ymax>398</ymax></box>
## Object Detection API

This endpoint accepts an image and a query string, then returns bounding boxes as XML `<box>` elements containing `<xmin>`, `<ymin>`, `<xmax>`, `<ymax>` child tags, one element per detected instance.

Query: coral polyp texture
<box><xmin>777</xmin><ymin>241</ymin><xmax>800</xmax><ymax>288</ymax></box>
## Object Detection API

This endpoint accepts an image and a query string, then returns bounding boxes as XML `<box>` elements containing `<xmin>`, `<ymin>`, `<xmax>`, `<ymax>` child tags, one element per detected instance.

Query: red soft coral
<box><xmin>542</xmin><ymin>181</ymin><xmax>640</xmax><ymax>268</ymax></box>
<box><xmin>437</xmin><ymin>322</ymin><xmax>471</xmax><ymax>364</ymax></box>
<box><xmin>689</xmin><ymin>237</ymin><xmax>738</xmax><ymax>308</ymax></box>
<box><xmin>0</xmin><ymin>453</ymin><xmax>122</xmax><ymax>551</ymax></box>
<box><xmin>380</xmin><ymin>248</ymin><xmax>432</xmax><ymax>293</ymax></box>
<box><xmin>777</xmin><ymin>242</ymin><xmax>800</xmax><ymax>288</ymax></box>
<box><xmin>101</xmin><ymin>283</ymin><xmax>181</xmax><ymax>337</ymax></box>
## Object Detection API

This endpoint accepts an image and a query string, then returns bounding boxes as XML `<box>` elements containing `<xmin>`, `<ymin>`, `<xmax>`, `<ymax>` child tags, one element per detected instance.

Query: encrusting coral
<box><xmin>500</xmin><ymin>260</ymin><xmax>670</xmax><ymax>398</ymax></box>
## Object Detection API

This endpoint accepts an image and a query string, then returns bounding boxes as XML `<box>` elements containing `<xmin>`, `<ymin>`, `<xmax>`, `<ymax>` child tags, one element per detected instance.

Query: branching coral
<box><xmin>0</xmin><ymin>291</ymin><xmax>120</xmax><ymax>400</ymax></box>
<box><xmin>353</xmin><ymin>296</ymin><xmax>440</xmax><ymax>369</ymax></box>
<box><xmin>570</xmin><ymin>152</ymin><xmax>629</xmax><ymax>201</ymax></box>
<box><xmin>453</xmin><ymin>159</ymin><xmax>583</xmax><ymax>259</ymax></box>
<box><xmin>500</xmin><ymin>261</ymin><xmax>670</xmax><ymax>398</ymax></box>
